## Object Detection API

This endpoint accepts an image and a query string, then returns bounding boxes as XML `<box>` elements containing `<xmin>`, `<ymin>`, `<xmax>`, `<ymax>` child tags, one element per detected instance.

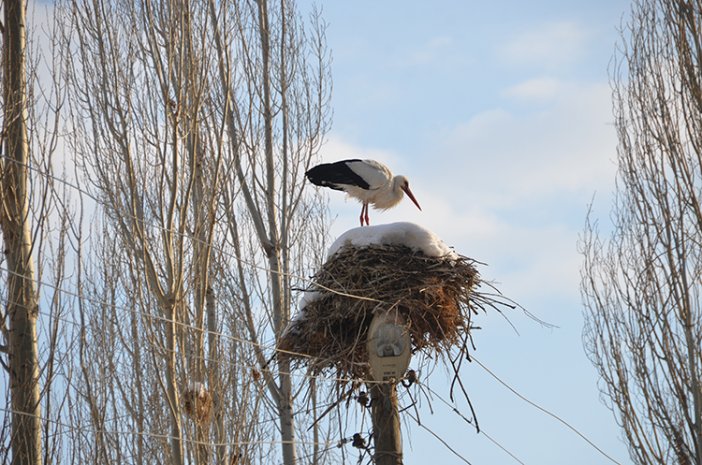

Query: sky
<box><xmin>300</xmin><ymin>1</ymin><xmax>633</xmax><ymax>464</ymax></box>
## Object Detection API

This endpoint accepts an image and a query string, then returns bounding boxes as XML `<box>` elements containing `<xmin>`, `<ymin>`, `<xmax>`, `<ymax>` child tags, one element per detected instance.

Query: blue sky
<box><xmin>305</xmin><ymin>1</ymin><xmax>632</xmax><ymax>464</ymax></box>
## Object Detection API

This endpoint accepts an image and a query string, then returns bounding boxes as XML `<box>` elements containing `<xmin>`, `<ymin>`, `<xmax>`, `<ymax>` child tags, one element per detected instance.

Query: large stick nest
<box><xmin>279</xmin><ymin>244</ymin><xmax>499</xmax><ymax>381</ymax></box>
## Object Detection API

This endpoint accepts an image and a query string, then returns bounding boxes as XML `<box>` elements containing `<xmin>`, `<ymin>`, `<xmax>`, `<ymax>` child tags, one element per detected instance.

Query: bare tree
<box><xmin>61</xmin><ymin>0</ymin><xmax>331</xmax><ymax>463</ymax></box>
<box><xmin>581</xmin><ymin>1</ymin><xmax>702</xmax><ymax>464</ymax></box>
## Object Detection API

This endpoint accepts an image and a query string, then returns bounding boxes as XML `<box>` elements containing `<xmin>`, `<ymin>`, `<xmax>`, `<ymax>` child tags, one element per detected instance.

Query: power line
<box><xmin>405</xmin><ymin>410</ymin><xmax>473</xmax><ymax>465</ymax></box>
<box><xmin>480</xmin><ymin>429</ymin><xmax>526</xmax><ymax>465</ymax></box>
<box><xmin>0</xmin><ymin>406</ymin><xmax>345</xmax><ymax>450</ymax></box>
<box><xmin>419</xmin><ymin>383</ymin><xmax>526</xmax><ymax>465</ymax></box>
<box><xmin>1</xmin><ymin>263</ymin><xmax>622</xmax><ymax>463</ymax></box>
<box><xmin>0</xmin><ymin>269</ymin><xmax>387</xmax><ymax>388</ymax></box>
<box><xmin>0</xmin><ymin>264</ymin><xmax>301</xmax><ymax>358</ymax></box>
<box><xmin>471</xmin><ymin>356</ymin><xmax>622</xmax><ymax>465</ymax></box>
<box><xmin>0</xmin><ymin>154</ymin><xmax>386</xmax><ymax>306</ymax></box>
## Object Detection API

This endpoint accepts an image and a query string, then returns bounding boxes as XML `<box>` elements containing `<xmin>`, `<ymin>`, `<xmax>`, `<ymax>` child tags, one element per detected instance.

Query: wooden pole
<box><xmin>370</xmin><ymin>382</ymin><xmax>403</xmax><ymax>465</ymax></box>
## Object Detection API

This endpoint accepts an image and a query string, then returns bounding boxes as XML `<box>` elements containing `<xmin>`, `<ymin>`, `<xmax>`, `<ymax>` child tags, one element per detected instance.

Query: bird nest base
<box><xmin>278</xmin><ymin>244</ymin><xmax>496</xmax><ymax>381</ymax></box>
<box><xmin>182</xmin><ymin>383</ymin><xmax>213</xmax><ymax>424</ymax></box>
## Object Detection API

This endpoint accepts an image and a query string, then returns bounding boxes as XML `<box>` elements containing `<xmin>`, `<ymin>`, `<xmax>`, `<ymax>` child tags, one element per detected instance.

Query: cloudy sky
<box><xmin>302</xmin><ymin>1</ymin><xmax>632</xmax><ymax>464</ymax></box>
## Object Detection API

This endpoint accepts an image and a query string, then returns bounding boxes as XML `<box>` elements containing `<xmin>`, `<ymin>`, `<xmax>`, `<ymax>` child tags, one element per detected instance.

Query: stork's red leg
<box><xmin>359</xmin><ymin>203</ymin><xmax>370</xmax><ymax>226</ymax></box>
<box><xmin>364</xmin><ymin>205</ymin><xmax>370</xmax><ymax>225</ymax></box>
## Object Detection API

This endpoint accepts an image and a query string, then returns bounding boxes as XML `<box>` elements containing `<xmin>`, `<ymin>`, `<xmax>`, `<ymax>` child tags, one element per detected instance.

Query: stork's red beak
<box><xmin>402</xmin><ymin>185</ymin><xmax>422</xmax><ymax>211</ymax></box>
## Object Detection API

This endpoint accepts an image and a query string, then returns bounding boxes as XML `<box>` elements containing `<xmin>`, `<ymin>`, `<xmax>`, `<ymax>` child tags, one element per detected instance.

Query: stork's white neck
<box><xmin>370</xmin><ymin>175</ymin><xmax>406</xmax><ymax>210</ymax></box>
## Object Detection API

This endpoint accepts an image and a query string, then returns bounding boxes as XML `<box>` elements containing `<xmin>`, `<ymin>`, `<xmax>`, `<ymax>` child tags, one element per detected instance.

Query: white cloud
<box><xmin>406</xmin><ymin>194</ymin><xmax>583</xmax><ymax>304</ymax></box>
<box><xmin>437</xmin><ymin>80</ymin><xmax>617</xmax><ymax>205</ymax></box>
<box><xmin>501</xmin><ymin>77</ymin><xmax>564</xmax><ymax>101</ymax></box>
<box><xmin>491</xmin><ymin>224</ymin><xmax>584</xmax><ymax>302</ymax></box>
<box><xmin>429</xmin><ymin>80</ymin><xmax>615</xmax><ymax>301</ymax></box>
<box><xmin>402</xmin><ymin>35</ymin><xmax>454</xmax><ymax>66</ymax></box>
<box><xmin>499</xmin><ymin>21</ymin><xmax>589</xmax><ymax>68</ymax></box>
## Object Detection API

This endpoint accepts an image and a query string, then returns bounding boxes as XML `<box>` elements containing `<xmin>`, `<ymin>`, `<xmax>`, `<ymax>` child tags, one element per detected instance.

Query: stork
<box><xmin>305</xmin><ymin>159</ymin><xmax>422</xmax><ymax>226</ymax></box>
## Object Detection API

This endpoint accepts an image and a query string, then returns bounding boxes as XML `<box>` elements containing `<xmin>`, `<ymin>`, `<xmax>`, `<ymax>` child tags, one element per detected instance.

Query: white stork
<box><xmin>305</xmin><ymin>159</ymin><xmax>422</xmax><ymax>226</ymax></box>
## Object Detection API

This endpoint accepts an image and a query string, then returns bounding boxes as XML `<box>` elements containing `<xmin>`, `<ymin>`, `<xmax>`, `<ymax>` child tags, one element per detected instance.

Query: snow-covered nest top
<box><xmin>327</xmin><ymin>222</ymin><xmax>458</xmax><ymax>259</ymax></box>
<box><xmin>278</xmin><ymin>222</ymin><xmax>508</xmax><ymax>382</ymax></box>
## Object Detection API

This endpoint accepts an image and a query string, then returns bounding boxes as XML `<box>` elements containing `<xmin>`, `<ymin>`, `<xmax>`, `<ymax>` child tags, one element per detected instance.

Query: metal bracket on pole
<box><xmin>367</xmin><ymin>311</ymin><xmax>411</xmax><ymax>383</ymax></box>
<box><xmin>367</xmin><ymin>310</ymin><xmax>411</xmax><ymax>465</ymax></box>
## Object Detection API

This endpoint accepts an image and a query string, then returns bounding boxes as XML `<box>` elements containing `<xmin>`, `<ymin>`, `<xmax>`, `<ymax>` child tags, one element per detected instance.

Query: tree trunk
<box><xmin>276</xmin><ymin>357</ymin><xmax>296</xmax><ymax>465</ymax></box>
<box><xmin>1</xmin><ymin>1</ymin><xmax>43</xmax><ymax>464</ymax></box>
<box><xmin>258</xmin><ymin>1</ymin><xmax>297</xmax><ymax>464</ymax></box>
<box><xmin>165</xmin><ymin>299</ymin><xmax>184</xmax><ymax>465</ymax></box>
<box><xmin>206</xmin><ymin>287</ymin><xmax>226</xmax><ymax>464</ymax></box>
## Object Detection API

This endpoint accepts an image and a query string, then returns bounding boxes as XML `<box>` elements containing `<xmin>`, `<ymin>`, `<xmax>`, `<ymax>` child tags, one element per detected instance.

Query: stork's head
<box><xmin>397</xmin><ymin>176</ymin><xmax>422</xmax><ymax>211</ymax></box>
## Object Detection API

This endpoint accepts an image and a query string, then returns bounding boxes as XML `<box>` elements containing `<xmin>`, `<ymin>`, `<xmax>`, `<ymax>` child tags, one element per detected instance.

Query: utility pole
<box><xmin>367</xmin><ymin>311</ymin><xmax>410</xmax><ymax>465</ymax></box>
<box><xmin>370</xmin><ymin>383</ymin><xmax>403</xmax><ymax>465</ymax></box>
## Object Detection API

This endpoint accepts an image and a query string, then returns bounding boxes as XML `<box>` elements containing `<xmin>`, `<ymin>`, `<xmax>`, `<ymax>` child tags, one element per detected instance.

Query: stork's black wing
<box><xmin>305</xmin><ymin>159</ymin><xmax>370</xmax><ymax>190</ymax></box>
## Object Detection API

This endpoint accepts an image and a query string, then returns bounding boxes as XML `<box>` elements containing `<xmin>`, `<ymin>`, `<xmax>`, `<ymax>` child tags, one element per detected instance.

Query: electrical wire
<box><xmin>418</xmin><ymin>383</ymin><xmax>526</xmax><ymax>465</ymax></box>
<box><xmin>0</xmin><ymin>406</ymin><xmax>342</xmax><ymax>450</ymax></box>
<box><xmin>0</xmin><ymin>154</ymin><xmax>385</xmax><ymax>305</ymax></box>
<box><xmin>405</xmin><ymin>410</ymin><xmax>473</xmax><ymax>465</ymax></box>
<box><xmin>471</xmin><ymin>356</ymin><xmax>622</xmax><ymax>465</ymax></box>
<box><xmin>0</xmin><ymin>265</ymin><xmax>389</xmax><ymax>386</ymax></box>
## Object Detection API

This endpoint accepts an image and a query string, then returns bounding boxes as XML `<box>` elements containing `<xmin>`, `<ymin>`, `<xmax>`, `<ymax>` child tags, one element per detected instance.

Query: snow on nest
<box><xmin>297</xmin><ymin>291</ymin><xmax>322</xmax><ymax>313</ymax></box>
<box><xmin>292</xmin><ymin>223</ymin><xmax>457</xmax><ymax>314</ymax></box>
<box><xmin>327</xmin><ymin>222</ymin><xmax>457</xmax><ymax>259</ymax></box>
